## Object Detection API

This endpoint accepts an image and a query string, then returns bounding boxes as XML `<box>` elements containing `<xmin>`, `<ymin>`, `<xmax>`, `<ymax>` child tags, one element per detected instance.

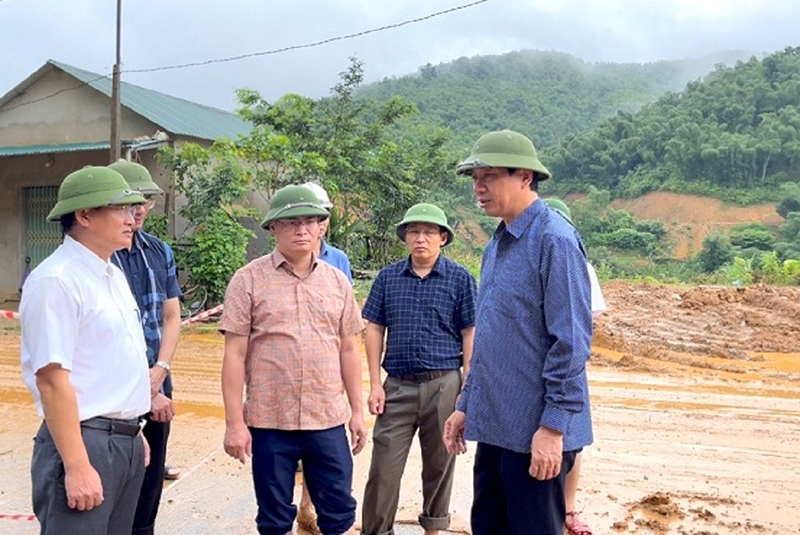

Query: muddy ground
<box><xmin>1</xmin><ymin>282</ymin><xmax>799</xmax><ymax>534</ymax></box>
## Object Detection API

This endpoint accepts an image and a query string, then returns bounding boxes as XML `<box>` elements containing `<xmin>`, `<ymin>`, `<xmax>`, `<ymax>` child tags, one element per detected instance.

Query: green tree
<box><xmin>698</xmin><ymin>233</ymin><xmax>734</xmax><ymax>273</ymax></box>
<box><xmin>158</xmin><ymin>140</ymin><xmax>255</xmax><ymax>305</ymax></box>
<box><xmin>729</xmin><ymin>224</ymin><xmax>777</xmax><ymax>250</ymax></box>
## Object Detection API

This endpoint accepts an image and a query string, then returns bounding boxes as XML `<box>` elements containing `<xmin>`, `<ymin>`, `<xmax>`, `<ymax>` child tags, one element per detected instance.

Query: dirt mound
<box><xmin>594</xmin><ymin>282</ymin><xmax>800</xmax><ymax>369</ymax></box>
<box><xmin>610</xmin><ymin>192</ymin><xmax>783</xmax><ymax>259</ymax></box>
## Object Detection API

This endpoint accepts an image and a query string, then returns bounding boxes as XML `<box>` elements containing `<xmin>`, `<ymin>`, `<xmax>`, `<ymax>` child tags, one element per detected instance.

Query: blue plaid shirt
<box><xmin>112</xmin><ymin>231</ymin><xmax>182</xmax><ymax>395</ymax></box>
<box><xmin>456</xmin><ymin>199</ymin><xmax>593</xmax><ymax>453</ymax></box>
<box><xmin>362</xmin><ymin>255</ymin><xmax>477</xmax><ymax>376</ymax></box>
<box><xmin>319</xmin><ymin>240</ymin><xmax>353</xmax><ymax>283</ymax></box>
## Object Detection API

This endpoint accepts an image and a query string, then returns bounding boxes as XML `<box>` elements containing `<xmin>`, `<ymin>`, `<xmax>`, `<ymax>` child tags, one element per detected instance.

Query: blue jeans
<box><xmin>250</xmin><ymin>425</ymin><xmax>356</xmax><ymax>535</ymax></box>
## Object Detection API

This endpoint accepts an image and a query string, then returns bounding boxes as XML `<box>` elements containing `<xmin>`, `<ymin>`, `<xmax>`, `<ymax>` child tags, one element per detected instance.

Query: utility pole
<box><xmin>109</xmin><ymin>0</ymin><xmax>122</xmax><ymax>162</ymax></box>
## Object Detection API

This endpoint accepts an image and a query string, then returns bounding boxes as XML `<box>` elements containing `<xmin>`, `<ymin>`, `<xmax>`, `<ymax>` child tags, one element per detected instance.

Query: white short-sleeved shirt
<box><xmin>20</xmin><ymin>235</ymin><xmax>150</xmax><ymax>420</ymax></box>
<box><xmin>587</xmin><ymin>263</ymin><xmax>608</xmax><ymax>318</ymax></box>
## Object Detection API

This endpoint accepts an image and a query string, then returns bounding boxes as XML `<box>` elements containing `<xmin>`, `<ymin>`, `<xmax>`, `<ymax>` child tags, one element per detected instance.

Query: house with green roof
<box><xmin>0</xmin><ymin>60</ymin><xmax>251</xmax><ymax>304</ymax></box>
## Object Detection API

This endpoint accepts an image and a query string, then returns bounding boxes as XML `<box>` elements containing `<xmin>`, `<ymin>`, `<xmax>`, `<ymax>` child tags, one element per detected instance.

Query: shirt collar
<box><xmin>63</xmin><ymin>234</ymin><xmax>116</xmax><ymax>279</ymax></box>
<box><xmin>319</xmin><ymin>239</ymin><xmax>330</xmax><ymax>257</ymax></box>
<box><xmin>498</xmin><ymin>198</ymin><xmax>544</xmax><ymax>240</ymax></box>
<box><xmin>133</xmin><ymin>231</ymin><xmax>152</xmax><ymax>249</ymax></box>
<box><xmin>401</xmin><ymin>254</ymin><xmax>446</xmax><ymax>277</ymax></box>
<box><xmin>270</xmin><ymin>248</ymin><xmax>319</xmax><ymax>273</ymax></box>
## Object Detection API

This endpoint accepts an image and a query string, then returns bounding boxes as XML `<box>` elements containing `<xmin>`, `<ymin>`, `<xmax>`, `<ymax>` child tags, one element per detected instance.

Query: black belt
<box><xmin>81</xmin><ymin>417</ymin><xmax>142</xmax><ymax>437</ymax></box>
<box><xmin>393</xmin><ymin>370</ymin><xmax>457</xmax><ymax>383</ymax></box>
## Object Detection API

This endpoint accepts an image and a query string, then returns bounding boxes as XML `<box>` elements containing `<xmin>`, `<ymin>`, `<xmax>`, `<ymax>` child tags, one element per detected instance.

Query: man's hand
<box><xmin>349</xmin><ymin>413</ymin><xmax>367</xmax><ymax>455</ymax></box>
<box><xmin>141</xmin><ymin>432</ymin><xmax>150</xmax><ymax>467</ymax></box>
<box><xmin>149</xmin><ymin>366</ymin><xmax>168</xmax><ymax>397</ymax></box>
<box><xmin>223</xmin><ymin>422</ymin><xmax>252</xmax><ymax>464</ymax></box>
<box><xmin>368</xmin><ymin>385</ymin><xmax>386</xmax><ymax>416</ymax></box>
<box><xmin>149</xmin><ymin>393</ymin><xmax>175</xmax><ymax>423</ymax></box>
<box><xmin>443</xmin><ymin>410</ymin><xmax>467</xmax><ymax>455</ymax></box>
<box><xmin>64</xmin><ymin>463</ymin><xmax>104</xmax><ymax>511</ymax></box>
<box><xmin>529</xmin><ymin>426</ymin><xmax>563</xmax><ymax>480</ymax></box>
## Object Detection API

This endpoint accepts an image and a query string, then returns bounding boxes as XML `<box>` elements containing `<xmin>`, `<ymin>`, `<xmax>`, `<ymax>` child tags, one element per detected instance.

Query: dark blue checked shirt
<box><xmin>456</xmin><ymin>199</ymin><xmax>593</xmax><ymax>453</ymax></box>
<box><xmin>362</xmin><ymin>255</ymin><xmax>477</xmax><ymax>376</ymax></box>
<box><xmin>319</xmin><ymin>240</ymin><xmax>353</xmax><ymax>283</ymax></box>
<box><xmin>112</xmin><ymin>231</ymin><xmax>182</xmax><ymax>396</ymax></box>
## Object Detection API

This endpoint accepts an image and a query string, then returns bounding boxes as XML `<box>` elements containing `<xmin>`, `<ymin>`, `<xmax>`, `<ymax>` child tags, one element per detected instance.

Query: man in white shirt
<box><xmin>20</xmin><ymin>166</ymin><xmax>152</xmax><ymax>535</ymax></box>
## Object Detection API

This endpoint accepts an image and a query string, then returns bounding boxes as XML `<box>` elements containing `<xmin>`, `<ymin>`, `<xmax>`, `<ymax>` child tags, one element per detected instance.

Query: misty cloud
<box><xmin>0</xmin><ymin>0</ymin><xmax>797</xmax><ymax>111</ymax></box>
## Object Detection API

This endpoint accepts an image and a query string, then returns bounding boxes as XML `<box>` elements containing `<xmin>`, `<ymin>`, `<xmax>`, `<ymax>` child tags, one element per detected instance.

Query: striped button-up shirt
<box><xmin>457</xmin><ymin>199</ymin><xmax>593</xmax><ymax>453</ymax></box>
<box><xmin>112</xmin><ymin>231</ymin><xmax>182</xmax><ymax>395</ymax></box>
<box><xmin>219</xmin><ymin>250</ymin><xmax>365</xmax><ymax>430</ymax></box>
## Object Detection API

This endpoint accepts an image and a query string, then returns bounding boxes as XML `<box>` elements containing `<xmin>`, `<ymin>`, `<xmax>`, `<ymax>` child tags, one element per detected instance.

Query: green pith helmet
<box><xmin>395</xmin><ymin>203</ymin><xmax>455</xmax><ymax>246</ymax></box>
<box><xmin>543</xmin><ymin>198</ymin><xmax>573</xmax><ymax>224</ymax></box>
<box><xmin>47</xmin><ymin>166</ymin><xmax>146</xmax><ymax>221</ymax></box>
<box><xmin>302</xmin><ymin>182</ymin><xmax>333</xmax><ymax>209</ymax></box>
<box><xmin>260</xmin><ymin>184</ymin><xmax>330</xmax><ymax>229</ymax></box>
<box><xmin>108</xmin><ymin>159</ymin><xmax>163</xmax><ymax>194</ymax></box>
<box><xmin>456</xmin><ymin>129</ymin><xmax>551</xmax><ymax>181</ymax></box>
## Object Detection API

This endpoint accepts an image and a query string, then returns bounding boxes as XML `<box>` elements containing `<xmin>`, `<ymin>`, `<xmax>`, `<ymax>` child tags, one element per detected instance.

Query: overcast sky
<box><xmin>1</xmin><ymin>0</ymin><xmax>798</xmax><ymax>111</ymax></box>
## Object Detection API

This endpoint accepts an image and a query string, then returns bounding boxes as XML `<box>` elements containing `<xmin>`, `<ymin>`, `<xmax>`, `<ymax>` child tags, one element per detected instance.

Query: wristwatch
<box><xmin>154</xmin><ymin>361</ymin><xmax>171</xmax><ymax>374</ymax></box>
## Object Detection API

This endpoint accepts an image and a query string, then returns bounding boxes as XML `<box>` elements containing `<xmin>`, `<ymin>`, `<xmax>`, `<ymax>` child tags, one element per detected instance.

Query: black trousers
<box><xmin>471</xmin><ymin>442</ymin><xmax>577</xmax><ymax>535</ymax></box>
<box><xmin>131</xmin><ymin>415</ymin><xmax>170</xmax><ymax>535</ymax></box>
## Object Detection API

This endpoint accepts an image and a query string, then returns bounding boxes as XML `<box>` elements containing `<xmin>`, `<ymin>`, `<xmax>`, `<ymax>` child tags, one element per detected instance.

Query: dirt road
<box><xmin>1</xmin><ymin>282</ymin><xmax>798</xmax><ymax>534</ymax></box>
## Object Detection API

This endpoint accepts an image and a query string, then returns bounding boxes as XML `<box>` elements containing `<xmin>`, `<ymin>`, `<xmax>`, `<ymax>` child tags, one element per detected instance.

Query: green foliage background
<box><xmin>157</xmin><ymin>47</ymin><xmax>800</xmax><ymax>296</ymax></box>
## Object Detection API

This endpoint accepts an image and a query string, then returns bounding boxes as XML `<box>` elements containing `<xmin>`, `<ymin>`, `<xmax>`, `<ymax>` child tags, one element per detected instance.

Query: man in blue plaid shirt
<box><xmin>360</xmin><ymin>203</ymin><xmax>477</xmax><ymax>535</ymax></box>
<box><xmin>109</xmin><ymin>160</ymin><xmax>182</xmax><ymax>535</ymax></box>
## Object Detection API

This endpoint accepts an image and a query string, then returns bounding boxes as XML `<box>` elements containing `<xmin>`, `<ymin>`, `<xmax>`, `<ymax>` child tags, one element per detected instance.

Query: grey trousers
<box><xmin>31</xmin><ymin>421</ymin><xmax>146</xmax><ymax>535</ymax></box>
<box><xmin>361</xmin><ymin>370</ymin><xmax>461</xmax><ymax>535</ymax></box>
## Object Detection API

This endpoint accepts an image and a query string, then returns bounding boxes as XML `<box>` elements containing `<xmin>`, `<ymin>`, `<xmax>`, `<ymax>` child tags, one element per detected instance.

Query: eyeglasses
<box><xmin>406</xmin><ymin>228</ymin><xmax>444</xmax><ymax>239</ymax></box>
<box><xmin>273</xmin><ymin>217</ymin><xmax>321</xmax><ymax>231</ymax></box>
<box><xmin>143</xmin><ymin>196</ymin><xmax>156</xmax><ymax>210</ymax></box>
<box><xmin>105</xmin><ymin>205</ymin><xmax>138</xmax><ymax>218</ymax></box>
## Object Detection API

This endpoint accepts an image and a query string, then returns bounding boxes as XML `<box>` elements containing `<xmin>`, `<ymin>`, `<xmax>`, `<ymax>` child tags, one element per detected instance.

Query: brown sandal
<box><xmin>565</xmin><ymin>511</ymin><xmax>592</xmax><ymax>535</ymax></box>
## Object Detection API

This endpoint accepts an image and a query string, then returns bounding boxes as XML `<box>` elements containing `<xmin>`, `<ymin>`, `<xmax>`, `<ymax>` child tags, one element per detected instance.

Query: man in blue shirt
<box><xmin>109</xmin><ymin>160</ymin><xmax>182</xmax><ymax>535</ymax></box>
<box><xmin>361</xmin><ymin>203</ymin><xmax>477</xmax><ymax>535</ymax></box>
<box><xmin>304</xmin><ymin>182</ymin><xmax>353</xmax><ymax>282</ymax></box>
<box><xmin>443</xmin><ymin>130</ymin><xmax>593</xmax><ymax>535</ymax></box>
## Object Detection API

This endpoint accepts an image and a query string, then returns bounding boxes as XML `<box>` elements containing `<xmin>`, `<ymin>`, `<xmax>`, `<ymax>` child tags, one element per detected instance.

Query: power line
<box><xmin>125</xmin><ymin>0</ymin><xmax>490</xmax><ymax>74</ymax></box>
<box><xmin>1</xmin><ymin>74</ymin><xmax>111</xmax><ymax>113</ymax></box>
<box><xmin>0</xmin><ymin>0</ymin><xmax>491</xmax><ymax>114</ymax></box>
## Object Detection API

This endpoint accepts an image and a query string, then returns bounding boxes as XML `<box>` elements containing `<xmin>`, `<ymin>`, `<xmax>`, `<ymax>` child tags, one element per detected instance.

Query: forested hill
<box><xmin>355</xmin><ymin>49</ymin><xmax>750</xmax><ymax>150</ymax></box>
<box><xmin>541</xmin><ymin>47</ymin><xmax>800</xmax><ymax>202</ymax></box>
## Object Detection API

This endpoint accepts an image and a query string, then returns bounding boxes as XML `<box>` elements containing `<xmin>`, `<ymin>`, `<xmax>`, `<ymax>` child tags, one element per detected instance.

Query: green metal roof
<box><xmin>50</xmin><ymin>60</ymin><xmax>251</xmax><ymax>141</ymax></box>
<box><xmin>0</xmin><ymin>141</ymin><xmax>109</xmax><ymax>156</ymax></box>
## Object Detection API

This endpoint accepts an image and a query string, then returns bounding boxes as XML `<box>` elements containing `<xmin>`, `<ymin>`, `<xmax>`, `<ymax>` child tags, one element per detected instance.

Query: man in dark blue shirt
<box><xmin>361</xmin><ymin>203</ymin><xmax>477</xmax><ymax>535</ymax></box>
<box><xmin>444</xmin><ymin>130</ymin><xmax>593</xmax><ymax>535</ymax></box>
<box><xmin>109</xmin><ymin>160</ymin><xmax>182</xmax><ymax>535</ymax></box>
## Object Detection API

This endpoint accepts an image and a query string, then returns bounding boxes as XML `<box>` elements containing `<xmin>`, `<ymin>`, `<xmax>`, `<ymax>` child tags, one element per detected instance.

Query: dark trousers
<box><xmin>250</xmin><ymin>425</ymin><xmax>356</xmax><ymax>535</ymax></box>
<box><xmin>131</xmin><ymin>416</ymin><xmax>170</xmax><ymax>535</ymax></box>
<box><xmin>31</xmin><ymin>421</ymin><xmax>146</xmax><ymax>535</ymax></box>
<box><xmin>471</xmin><ymin>443</ymin><xmax>577</xmax><ymax>535</ymax></box>
<box><xmin>361</xmin><ymin>371</ymin><xmax>461</xmax><ymax>535</ymax></box>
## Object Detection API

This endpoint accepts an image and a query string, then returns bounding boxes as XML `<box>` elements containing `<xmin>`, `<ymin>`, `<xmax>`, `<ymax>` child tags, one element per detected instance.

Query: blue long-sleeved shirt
<box><xmin>456</xmin><ymin>199</ymin><xmax>593</xmax><ymax>453</ymax></box>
